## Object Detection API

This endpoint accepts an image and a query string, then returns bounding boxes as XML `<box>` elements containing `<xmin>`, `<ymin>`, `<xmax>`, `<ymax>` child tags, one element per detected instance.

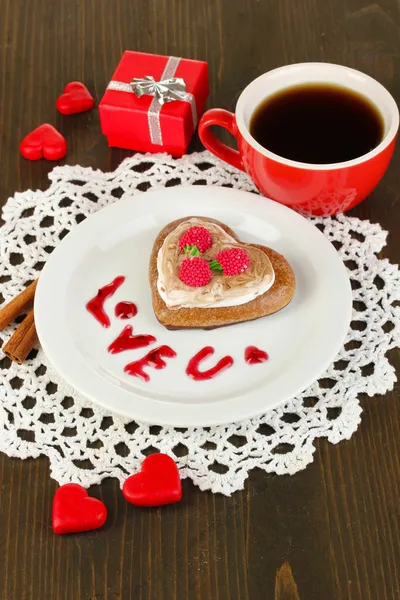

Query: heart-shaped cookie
<box><xmin>122</xmin><ymin>454</ymin><xmax>182</xmax><ymax>507</ymax></box>
<box><xmin>20</xmin><ymin>124</ymin><xmax>67</xmax><ymax>161</ymax></box>
<box><xmin>52</xmin><ymin>483</ymin><xmax>107</xmax><ymax>534</ymax></box>
<box><xmin>149</xmin><ymin>216</ymin><xmax>295</xmax><ymax>329</ymax></box>
<box><xmin>56</xmin><ymin>82</ymin><xmax>95</xmax><ymax>115</ymax></box>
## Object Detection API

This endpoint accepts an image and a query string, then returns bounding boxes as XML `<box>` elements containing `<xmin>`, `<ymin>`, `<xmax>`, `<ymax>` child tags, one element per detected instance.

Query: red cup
<box><xmin>199</xmin><ymin>63</ymin><xmax>399</xmax><ymax>216</ymax></box>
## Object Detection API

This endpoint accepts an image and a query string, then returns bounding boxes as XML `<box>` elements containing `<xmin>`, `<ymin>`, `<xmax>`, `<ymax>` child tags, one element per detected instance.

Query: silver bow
<box><xmin>130</xmin><ymin>75</ymin><xmax>188</xmax><ymax>105</ymax></box>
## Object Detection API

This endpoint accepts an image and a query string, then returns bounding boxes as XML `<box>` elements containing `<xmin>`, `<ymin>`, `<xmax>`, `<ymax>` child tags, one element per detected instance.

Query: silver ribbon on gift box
<box><xmin>107</xmin><ymin>56</ymin><xmax>198</xmax><ymax>146</ymax></box>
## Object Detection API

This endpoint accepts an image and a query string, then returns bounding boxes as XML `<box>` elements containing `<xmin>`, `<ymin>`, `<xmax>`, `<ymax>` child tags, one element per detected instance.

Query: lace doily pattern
<box><xmin>0</xmin><ymin>152</ymin><xmax>399</xmax><ymax>495</ymax></box>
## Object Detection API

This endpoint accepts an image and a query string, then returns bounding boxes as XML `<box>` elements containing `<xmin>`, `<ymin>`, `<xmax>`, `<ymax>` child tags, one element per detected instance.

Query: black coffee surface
<box><xmin>249</xmin><ymin>83</ymin><xmax>384</xmax><ymax>164</ymax></box>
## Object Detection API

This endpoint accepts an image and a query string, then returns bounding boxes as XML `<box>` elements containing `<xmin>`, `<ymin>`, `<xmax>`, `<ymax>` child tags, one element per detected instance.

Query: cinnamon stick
<box><xmin>3</xmin><ymin>310</ymin><xmax>38</xmax><ymax>364</ymax></box>
<box><xmin>275</xmin><ymin>563</ymin><xmax>300</xmax><ymax>600</ymax></box>
<box><xmin>0</xmin><ymin>280</ymin><xmax>38</xmax><ymax>331</ymax></box>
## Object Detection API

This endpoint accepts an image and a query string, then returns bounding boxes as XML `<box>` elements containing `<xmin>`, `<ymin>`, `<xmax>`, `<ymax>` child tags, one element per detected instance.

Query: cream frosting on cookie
<box><xmin>157</xmin><ymin>218</ymin><xmax>275</xmax><ymax>309</ymax></box>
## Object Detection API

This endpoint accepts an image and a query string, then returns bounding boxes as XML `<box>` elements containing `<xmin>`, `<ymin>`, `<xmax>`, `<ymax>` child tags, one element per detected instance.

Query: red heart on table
<box><xmin>20</xmin><ymin>124</ymin><xmax>67</xmax><ymax>161</ymax></box>
<box><xmin>56</xmin><ymin>82</ymin><xmax>95</xmax><ymax>115</ymax></box>
<box><xmin>122</xmin><ymin>454</ymin><xmax>182</xmax><ymax>507</ymax></box>
<box><xmin>52</xmin><ymin>483</ymin><xmax>107</xmax><ymax>534</ymax></box>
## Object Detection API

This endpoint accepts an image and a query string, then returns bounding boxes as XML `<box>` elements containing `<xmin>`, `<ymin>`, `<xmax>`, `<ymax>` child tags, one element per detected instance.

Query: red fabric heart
<box><xmin>56</xmin><ymin>82</ymin><xmax>95</xmax><ymax>115</ymax></box>
<box><xmin>52</xmin><ymin>483</ymin><xmax>107</xmax><ymax>534</ymax></box>
<box><xmin>20</xmin><ymin>124</ymin><xmax>67</xmax><ymax>161</ymax></box>
<box><xmin>122</xmin><ymin>454</ymin><xmax>182</xmax><ymax>507</ymax></box>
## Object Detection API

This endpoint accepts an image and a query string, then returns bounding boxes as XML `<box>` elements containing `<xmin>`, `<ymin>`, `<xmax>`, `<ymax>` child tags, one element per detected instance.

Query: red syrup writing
<box><xmin>115</xmin><ymin>301</ymin><xmax>138</xmax><ymax>319</ymax></box>
<box><xmin>108</xmin><ymin>325</ymin><xmax>156</xmax><ymax>354</ymax></box>
<box><xmin>124</xmin><ymin>345</ymin><xmax>177</xmax><ymax>382</ymax></box>
<box><xmin>245</xmin><ymin>346</ymin><xmax>269</xmax><ymax>364</ymax></box>
<box><xmin>186</xmin><ymin>346</ymin><xmax>233</xmax><ymax>381</ymax></box>
<box><xmin>86</xmin><ymin>276</ymin><xmax>125</xmax><ymax>328</ymax></box>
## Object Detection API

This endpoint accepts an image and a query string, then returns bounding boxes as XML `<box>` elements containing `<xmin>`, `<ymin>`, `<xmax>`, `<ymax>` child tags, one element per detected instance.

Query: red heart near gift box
<box><xmin>99</xmin><ymin>51</ymin><xmax>209</xmax><ymax>157</ymax></box>
<box><xmin>52</xmin><ymin>483</ymin><xmax>107</xmax><ymax>534</ymax></box>
<box><xmin>56</xmin><ymin>82</ymin><xmax>95</xmax><ymax>115</ymax></box>
<box><xmin>20</xmin><ymin>124</ymin><xmax>67</xmax><ymax>161</ymax></box>
<box><xmin>122</xmin><ymin>454</ymin><xmax>182</xmax><ymax>507</ymax></box>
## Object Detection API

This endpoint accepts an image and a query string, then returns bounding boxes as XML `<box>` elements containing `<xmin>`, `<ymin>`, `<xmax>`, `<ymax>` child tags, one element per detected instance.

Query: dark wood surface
<box><xmin>0</xmin><ymin>0</ymin><xmax>399</xmax><ymax>598</ymax></box>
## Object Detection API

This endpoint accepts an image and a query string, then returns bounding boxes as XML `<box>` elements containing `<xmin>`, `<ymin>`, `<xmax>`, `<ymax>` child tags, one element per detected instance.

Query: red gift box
<box><xmin>99</xmin><ymin>51</ymin><xmax>209</xmax><ymax>157</ymax></box>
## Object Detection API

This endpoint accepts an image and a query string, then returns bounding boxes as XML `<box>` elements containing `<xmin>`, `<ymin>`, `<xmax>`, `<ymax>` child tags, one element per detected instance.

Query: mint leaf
<box><xmin>209</xmin><ymin>260</ymin><xmax>223</xmax><ymax>273</ymax></box>
<box><xmin>184</xmin><ymin>244</ymin><xmax>200</xmax><ymax>256</ymax></box>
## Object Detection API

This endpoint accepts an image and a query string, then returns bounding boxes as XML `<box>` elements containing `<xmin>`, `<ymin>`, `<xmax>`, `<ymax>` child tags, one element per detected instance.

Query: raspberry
<box><xmin>179</xmin><ymin>226</ymin><xmax>212</xmax><ymax>254</ymax></box>
<box><xmin>212</xmin><ymin>248</ymin><xmax>251</xmax><ymax>276</ymax></box>
<box><xmin>179</xmin><ymin>257</ymin><xmax>213</xmax><ymax>287</ymax></box>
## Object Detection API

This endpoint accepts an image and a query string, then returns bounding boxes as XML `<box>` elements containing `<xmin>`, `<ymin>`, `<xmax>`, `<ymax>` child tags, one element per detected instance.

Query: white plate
<box><xmin>35</xmin><ymin>186</ymin><xmax>352</xmax><ymax>427</ymax></box>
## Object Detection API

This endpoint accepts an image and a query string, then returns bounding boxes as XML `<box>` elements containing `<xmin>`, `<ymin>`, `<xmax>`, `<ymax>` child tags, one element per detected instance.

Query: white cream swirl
<box><xmin>157</xmin><ymin>218</ymin><xmax>275</xmax><ymax>309</ymax></box>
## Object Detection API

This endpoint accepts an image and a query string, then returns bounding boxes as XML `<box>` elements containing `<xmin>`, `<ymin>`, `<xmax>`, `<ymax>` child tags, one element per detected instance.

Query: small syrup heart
<box><xmin>245</xmin><ymin>346</ymin><xmax>269</xmax><ymax>365</ymax></box>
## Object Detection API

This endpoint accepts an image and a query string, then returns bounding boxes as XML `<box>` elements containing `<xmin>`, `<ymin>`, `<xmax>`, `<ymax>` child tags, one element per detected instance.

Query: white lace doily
<box><xmin>0</xmin><ymin>152</ymin><xmax>399</xmax><ymax>496</ymax></box>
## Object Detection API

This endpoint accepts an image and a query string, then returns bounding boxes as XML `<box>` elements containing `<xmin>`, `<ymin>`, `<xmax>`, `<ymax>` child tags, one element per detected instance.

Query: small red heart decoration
<box><xmin>56</xmin><ymin>82</ymin><xmax>95</xmax><ymax>115</ymax></box>
<box><xmin>245</xmin><ymin>345</ymin><xmax>269</xmax><ymax>364</ymax></box>
<box><xmin>52</xmin><ymin>483</ymin><xmax>107</xmax><ymax>534</ymax></box>
<box><xmin>122</xmin><ymin>454</ymin><xmax>182</xmax><ymax>507</ymax></box>
<box><xmin>20</xmin><ymin>124</ymin><xmax>67</xmax><ymax>161</ymax></box>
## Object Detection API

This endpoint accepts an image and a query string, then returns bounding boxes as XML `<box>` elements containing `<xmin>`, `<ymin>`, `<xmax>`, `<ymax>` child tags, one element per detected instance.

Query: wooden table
<box><xmin>0</xmin><ymin>1</ymin><xmax>399</xmax><ymax>598</ymax></box>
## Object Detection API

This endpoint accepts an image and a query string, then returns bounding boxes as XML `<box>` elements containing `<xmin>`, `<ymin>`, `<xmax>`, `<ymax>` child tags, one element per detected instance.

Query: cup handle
<box><xmin>198</xmin><ymin>109</ymin><xmax>245</xmax><ymax>172</ymax></box>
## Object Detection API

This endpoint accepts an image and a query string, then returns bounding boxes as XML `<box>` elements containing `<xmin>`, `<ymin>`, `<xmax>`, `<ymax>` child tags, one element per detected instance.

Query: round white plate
<box><xmin>35</xmin><ymin>186</ymin><xmax>352</xmax><ymax>427</ymax></box>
